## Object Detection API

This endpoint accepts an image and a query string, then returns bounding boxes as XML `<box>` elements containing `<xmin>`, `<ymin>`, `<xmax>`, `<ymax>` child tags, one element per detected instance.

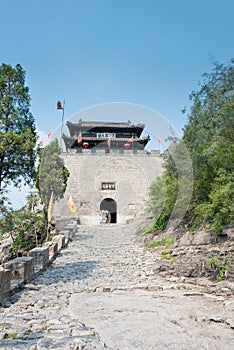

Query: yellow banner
<box><xmin>68</xmin><ymin>195</ymin><xmax>77</xmax><ymax>213</ymax></box>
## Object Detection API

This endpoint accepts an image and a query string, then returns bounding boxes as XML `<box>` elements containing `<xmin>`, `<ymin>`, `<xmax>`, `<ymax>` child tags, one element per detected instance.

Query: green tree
<box><xmin>146</xmin><ymin>59</ymin><xmax>234</xmax><ymax>232</ymax></box>
<box><xmin>183</xmin><ymin>60</ymin><xmax>234</xmax><ymax>199</ymax></box>
<box><xmin>146</xmin><ymin>172</ymin><xmax>177</xmax><ymax>231</ymax></box>
<box><xmin>0</xmin><ymin>206</ymin><xmax>47</xmax><ymax>255</ymax></box>
<box><xmin>183</xmin><ymin>59</ymin><xmax>234</xmax><ymax>229</ymax></box>
<box><xmin>0</xmin><ymin>63</ymin><xmax>37</xmax><ymax>197</ymax></box>
<box><xmin>146</xmin><ymin>141</ymin><xmax>193</xmax><ymax>231</ymax></box>
<box><xmin>36</xmin><ymin>139</ymin><xmax>69</xmax><ymax>210</ymax></box>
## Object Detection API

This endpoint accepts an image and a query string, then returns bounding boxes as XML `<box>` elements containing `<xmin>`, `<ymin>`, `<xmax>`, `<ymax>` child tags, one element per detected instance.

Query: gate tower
<box><xmin>54</xmin><ymin>120</ymin><xmax>163</xmax><ymax>225</ymax></box>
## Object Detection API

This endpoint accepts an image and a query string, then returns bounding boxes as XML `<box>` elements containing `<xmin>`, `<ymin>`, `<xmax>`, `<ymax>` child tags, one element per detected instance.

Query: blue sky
<box><xmin>1</xmin><ymin>0</ymin><xmax>233</xmax><ymax>208</ymax></box>
<box><xmin>1</xmin><ymin>0</ymin><xmax>233</xmax><ymax>136</ymax></box>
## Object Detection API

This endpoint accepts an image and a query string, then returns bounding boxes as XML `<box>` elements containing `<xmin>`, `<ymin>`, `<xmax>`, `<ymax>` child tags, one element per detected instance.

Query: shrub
<box><xmin>1</xmin><ymin>207</ymin><xmax>47</xmax><ymax>255</ymax></box>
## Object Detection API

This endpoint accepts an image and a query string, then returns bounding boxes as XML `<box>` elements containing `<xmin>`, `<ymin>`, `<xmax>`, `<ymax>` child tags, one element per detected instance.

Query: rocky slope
<box><xmin>140</xmin><ymin>223</ymin><xmax>234</xmax><ymax>282</ymax></box>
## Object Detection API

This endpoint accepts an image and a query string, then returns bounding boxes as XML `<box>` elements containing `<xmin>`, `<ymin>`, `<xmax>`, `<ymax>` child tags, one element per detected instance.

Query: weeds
<box><xmin>205</xmin><ymin>257</ymin><xmax>218</xmax><ymax>269</ymax></box>
<box><xmin>204</xmin><ymin>253</ymin><xmax>233</xmax><ymax>281</ymax></box>
<box><xmin>161</xmin><ymin>251</ymin><xmax>176</xmax><ymax>264</ymax></box>
<box><xmin>4</xmin><ymin>333</ymin><xmax>18</xmax><ymax>339</ymax></box>
<box><xmin>147</xmin><ymin>237</ymin><xmax>174</xmax><ymax>249</ymax></box>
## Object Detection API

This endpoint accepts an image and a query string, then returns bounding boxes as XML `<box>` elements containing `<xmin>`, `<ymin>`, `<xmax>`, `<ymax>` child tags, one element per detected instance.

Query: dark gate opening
<box><xmin>100</xmin><ymin>198</ymin><xmax>117</xmax><ymax>223</ymax></box>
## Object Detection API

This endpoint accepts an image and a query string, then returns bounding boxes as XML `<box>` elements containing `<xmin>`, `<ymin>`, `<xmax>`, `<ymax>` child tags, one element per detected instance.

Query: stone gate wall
<box><xmin>54</xmin><ymin>150</ymin><xmax>163</xmax><ymax>224</ymax></box>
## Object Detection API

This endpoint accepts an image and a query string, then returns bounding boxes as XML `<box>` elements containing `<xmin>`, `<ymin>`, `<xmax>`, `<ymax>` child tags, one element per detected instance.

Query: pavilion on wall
<box><xmin>62</xmin><ymin>119</ymin><xmax>150</xmax><ymax>153</ymax></box>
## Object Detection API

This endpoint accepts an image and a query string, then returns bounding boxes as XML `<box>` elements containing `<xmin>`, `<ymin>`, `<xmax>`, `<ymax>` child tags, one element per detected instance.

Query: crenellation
<box><xmin>43</xmin><ymin>241</ymin><xmax>58</xmax><ymax>262</ymax></box>
<box><xmin>29</xmin><ymin>247</ymin><xmax>50</xmax><ymax>273</ymax></box>
<box><xmin>0</xmin><ymin>268</ymin><xmax>11</xmax><ymax>304</ymax></box>
<box><xmin>52</xmin><ymin>234</ymin><xmax>66</xmax><ymax>251</ymax></box>
<box><xmin>4</xmin><ymin>257</ymin><xmax>34</xmax><ymax>283</ymax></box>
<box><xmin>0</xmin><ymin>222</ymin><xmax>78</xmax><ymax>304</ymax></box>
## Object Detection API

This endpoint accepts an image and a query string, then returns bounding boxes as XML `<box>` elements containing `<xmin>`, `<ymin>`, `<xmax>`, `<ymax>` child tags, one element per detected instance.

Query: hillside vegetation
<box><xmin>147</xmin><ymin>59</ymin><xmax>234</xmax><ymax>234</ymax></box>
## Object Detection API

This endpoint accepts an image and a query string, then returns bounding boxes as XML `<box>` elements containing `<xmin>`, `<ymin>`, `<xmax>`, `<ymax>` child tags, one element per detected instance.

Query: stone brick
<box><xmin>43</xmin><ymin>241</ymin><xmax>58</xmax><ymax>261</ymax></box>
<box><xmin>0</xmin><ymin>268</ymin><xmax>11</xmax><ymax>304</ymax></box>
<box><xmin>52</xmin><ymin>234</ymin><xmax>66</xmax><ymax>251</ymax></box>
<box><xmin>29</xmin><ymin>247</ymin><xmax>49</xmax><ymax>271</ymax></box>
<box><xmin>4</xmin><ymin>257</ymin><xmax>34</xmax><ymax>283</ymax></box>
<box><xmin>60</xmin><ymin>230</ymin><xmax>70</xmax><ymax>240</ymax></box>
<box><xmin>65</xmin><ymin>223</ymin><xmax>77</xmax><ymax>238</ymax></box>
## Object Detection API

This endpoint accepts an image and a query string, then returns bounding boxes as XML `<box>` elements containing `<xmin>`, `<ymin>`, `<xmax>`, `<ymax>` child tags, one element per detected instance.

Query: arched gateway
<box><xmin>100</xmin><ymin>198</ymin><xmax>117</xmax><ymax>223</ymax></box>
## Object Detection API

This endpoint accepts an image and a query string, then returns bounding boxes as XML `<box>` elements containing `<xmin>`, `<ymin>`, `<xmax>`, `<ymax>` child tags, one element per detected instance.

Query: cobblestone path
<box><xmin>0</xmin><ymin>224</ymin><xmax>233</xmax><ymax>349</ymax></box>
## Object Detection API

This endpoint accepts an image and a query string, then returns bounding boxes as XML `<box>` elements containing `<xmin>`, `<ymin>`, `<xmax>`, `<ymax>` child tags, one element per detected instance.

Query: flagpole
<box><xmin>61</xmin><ymin>100</ymin><xmax>65</xmax><ymax>150</ymax></box>
<box><xmin>58</xmin><ymin>100</ymin><xmax>65</xmax><ymax>150</ymax></box>
<box><xmin>158</xmin><ymin>136</ymin><xmax>161</xmax><ymax>152</ymax></box>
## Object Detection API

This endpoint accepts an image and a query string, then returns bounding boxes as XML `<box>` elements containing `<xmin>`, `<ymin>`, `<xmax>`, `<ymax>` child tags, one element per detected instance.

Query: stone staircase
<box><xmin>1</xmin><ymin>220</ymin><xmax>234</xmax><ymax>350</ymax></box>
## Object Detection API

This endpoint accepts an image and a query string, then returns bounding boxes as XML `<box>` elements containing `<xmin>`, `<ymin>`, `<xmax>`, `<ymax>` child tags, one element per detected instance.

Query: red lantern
<box><xmin>82</xmin><ymin>142</ymin><xmax>89</xmax><ymax>149</ymax></box>
<box><xmin>124</xmin><ymin>143</ymin><xmax>131</xmax><ymax>150</ymax></box>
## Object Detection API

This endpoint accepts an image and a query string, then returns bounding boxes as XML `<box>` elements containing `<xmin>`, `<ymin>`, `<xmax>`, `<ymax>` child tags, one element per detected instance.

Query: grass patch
<box><xmin>161</xmin><ymin>251</ymin><xmax>176</xmax><ymax>264</ymax></box>
<box><xmin>205</xmin><ymin>257</ymin><xmax>219</xmax><ymax>269</ymax></box>
<box><xmin>143</xmin><ymin>225</ymin><xmax>158</xmax><ymax>235</ymax></box>
<box><xmin>215</xmin><ymin>264</ymin><xmax>226</xmax><ymax>282</ymax></box>
<box><xmin>4</xmin><ymin>333</ymin><xmax>18</xmax><ymax>339</ymax></box>
<box><xmin>143</xmin><ymin>214</ymin><xmax>169</xmax><ymax>234</ymax></box>
<box><xmin>163</xmin><ymin>237</ymin><xmax>174</xmax><ymax>248</ymax></box>
<box><xmin>147</xmin><ymin>237</ymin><xmax>174</xmax><ymax>249</ymax></box>
<box><xmin>147</xmin><ymin>241</ymin><xmax>161</xmax><ymax>248</ymax></box>
<box><xmin>204</xmin><ymin>253</ymin><xmax>233</xmax><ymax>281</ymax></box>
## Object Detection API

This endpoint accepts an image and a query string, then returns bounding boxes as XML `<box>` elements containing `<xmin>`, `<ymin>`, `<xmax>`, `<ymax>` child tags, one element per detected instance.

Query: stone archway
<box><xmin>100</xmin><ymin>198</ymin><xmax>117</xmax><ymax>223</ymax></box>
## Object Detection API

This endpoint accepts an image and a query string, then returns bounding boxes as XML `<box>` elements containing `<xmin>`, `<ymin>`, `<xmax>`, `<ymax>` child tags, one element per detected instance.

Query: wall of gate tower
<box><xmin>53</xmin><ymin>150</ymin><xmax>163</xmax><ymax>225</ymax></box>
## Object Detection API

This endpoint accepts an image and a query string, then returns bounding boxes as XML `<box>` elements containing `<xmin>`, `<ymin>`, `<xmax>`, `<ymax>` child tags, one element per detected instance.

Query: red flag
<box><xmin>157</xmin><ymin>136</ymin><xmax>161</xmax><ymax>147</ymax></box>
<box><xmin>39</xmin><ymin>140</ymin><xmax>43</xmax><ymax>147</ymax></box>
<box><xmin>48</xmin><ymin>132</ymin><xmax>51</xmax><ymax>138</ymax></box>
<box><xmin>128</xmin><ymin>135</ymin><xmax>134</xmax><ymax>142</ymax></box>
<box><xmin>57</xmin><ymin>101</ymin><xmax>63</xmax><ymax>110</ymax></box>
<box><xmin>77</xmin><ymin>132</ymin><xmax>82</xmax><ymax>144</ymax></box>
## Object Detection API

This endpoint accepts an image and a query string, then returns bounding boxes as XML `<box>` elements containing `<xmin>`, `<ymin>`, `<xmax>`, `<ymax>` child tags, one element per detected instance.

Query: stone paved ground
<box><xmin>0</xmin><ymin>223</ymin><xmax>233</xmax><ymax>350</ymax></box>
